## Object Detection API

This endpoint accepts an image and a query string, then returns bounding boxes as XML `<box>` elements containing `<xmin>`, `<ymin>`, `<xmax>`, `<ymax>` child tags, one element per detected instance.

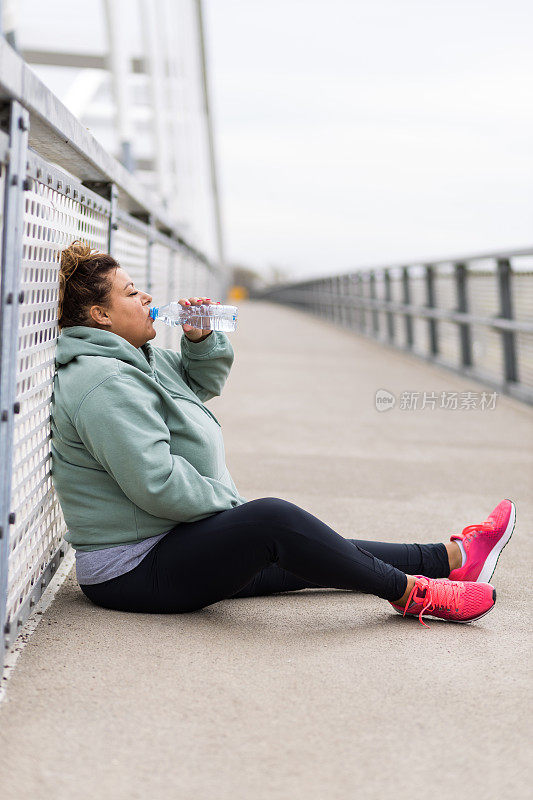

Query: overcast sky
<box><xmin>203</xmin><ymin>0</ymin><xmax>533</xmax><ymax>280</ymax></box>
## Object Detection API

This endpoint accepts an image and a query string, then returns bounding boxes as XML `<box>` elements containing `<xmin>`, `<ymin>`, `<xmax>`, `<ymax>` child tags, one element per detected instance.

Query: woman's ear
<box><xmin>89</xmin><ymin>305</ymin><xmax>111</xmax><ymax>326</ymax></box>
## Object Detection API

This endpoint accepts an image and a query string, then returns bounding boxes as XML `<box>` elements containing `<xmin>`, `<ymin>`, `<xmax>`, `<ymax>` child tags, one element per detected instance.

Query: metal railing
<box><xmin>252</xmin><ymin>250</ymin><xmax>533</xmax><ymax>406</ymax></box>
<box><xmin>0</xmin><ymin>38</ymin><xmax>230</xmax><ymax>663</ymax></box>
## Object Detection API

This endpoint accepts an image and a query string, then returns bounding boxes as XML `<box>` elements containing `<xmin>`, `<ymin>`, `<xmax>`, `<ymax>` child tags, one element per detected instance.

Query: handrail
<box><xmin>269</xmin><ymin>247</ymin><xmax>533</xmax><ymax>289</ymax></box>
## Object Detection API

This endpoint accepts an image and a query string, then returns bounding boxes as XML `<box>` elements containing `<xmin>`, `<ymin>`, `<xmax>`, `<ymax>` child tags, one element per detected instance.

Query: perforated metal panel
<box><xmin>165</xmin><ymin>249</ymin><xmax>183</xmax><ymax>349</ymax></box>
<box><xmin>513</xmin><ymin>271</ymin><xmax>533</xmax><ymax>322</ymax></box>
<box><xmin>373</xmin><ymin>270</ymin><xmax>387</xmax><ymax>342</ymax></box>
<box><xmin>113</xmin><ymin>217</ymin><xmax>150</xmax><ymax>290</ymax></box>
<box><xmin>5</xmin><ymin>177</ymin><xmax>111</xmax><ymax>636</ymax></box>
<box><xmin>359</xmin><ymin>273</ymin><xmax>371</xmax><ymax>333</ymax></box>
<box><xmin>188</xmin><ymin>258</ymin><xmax>204</xmax><ymax>297</ymax></box>
<box><xmin>516</xmin><ymin>333</ymin><xmax>533</xmax><ymax>389</ymax></box>
<box><xmin>343</xmin><ymin>274</ymin><xmax>357</xmax><ymax>330</ymax></box>
<box><xmin>150</xmin><ymin>240</ymin><xmax>178</xmax><ymax>350</ymax></box>
<box><xmin>389</xmin><ymin>268</ymin><xmax>410</xmax><ymax>349</ymax></box>
<box><xmin>385</xmin><ymin>268</ymin><xmax>404</xmax><ymax>344</ymax></box>
<box><xmin>469</xmin><ymin>322</ymin><xmax>504</xmax><ymax>381</ymax></box>
<box><xmin>408</xmin><ymin>274</ymin><xmax>430</xmax><ymax>356</ymax></box>
<box><xmin>184</xmin><ymin>253</ymin><xmax>217</xmax><ymax>300</ymax></box>
<box><xmin>468</xmin><ymin>270</ymin><xmax>499</xmax><ymax>316</ymax></box>
<box><xmin>512</xmin><ymin>268</ymin><xmax>533</xmax><ymax>389</ymax></box>
<box><xmin>467</xmin><ymin>272</ymin><xmax>502</xmax><ymax>378</ymax></box>
<box><xmin>434</xmin><ymin>264</ymin><xmax>460</xmax><ymax>367</ymax></box>
<box><xmin>179</xmin><ymin>251</ymin><xmax>195</xmax><ymax>297</ymax></box>
<box><xmin>195</xmin><ymin>261</ymin><xmax>211</xmax><ymax>298</ymax></box>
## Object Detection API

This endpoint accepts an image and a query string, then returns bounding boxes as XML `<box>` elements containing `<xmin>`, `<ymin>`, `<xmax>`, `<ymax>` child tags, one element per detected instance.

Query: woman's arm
<box><xmin>179</xmin><ymin>330</ymin><xmax>235</xmax><ymax>402</ymax></box>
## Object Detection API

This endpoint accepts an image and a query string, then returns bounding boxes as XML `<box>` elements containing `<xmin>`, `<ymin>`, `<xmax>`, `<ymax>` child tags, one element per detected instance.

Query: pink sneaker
<box><xmin>389</xmin><ymin>575</ymin><xmax>496</xmax><ymax>628</ymax></box>
<box><xmin>448</xmin><ymin>499</ymin><xmax>516</xmax><ymax>583</ymax></box>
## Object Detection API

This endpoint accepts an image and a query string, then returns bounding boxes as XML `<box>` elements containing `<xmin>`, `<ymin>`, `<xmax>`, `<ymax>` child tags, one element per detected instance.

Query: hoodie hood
<box><xmin>55</xmin><ymin>326</ymin><xmax>160</xmax><ymax>383</ymax></box>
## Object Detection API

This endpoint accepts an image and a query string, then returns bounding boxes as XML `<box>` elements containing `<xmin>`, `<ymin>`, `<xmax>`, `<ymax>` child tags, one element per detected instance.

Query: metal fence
<box><xmin>0</xmin><ymin>41</ymin><xmax>229</xmax><ymax>663</ymax></box>
<box><xmin>252</xmin><ymin>252</ymin><xmax>533</xmax><ymax>407</ymax></box>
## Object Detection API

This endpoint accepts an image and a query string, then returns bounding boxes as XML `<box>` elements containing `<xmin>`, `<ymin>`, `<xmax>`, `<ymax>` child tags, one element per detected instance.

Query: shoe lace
<box><xmin>402</xmin><ymin>577</ymin><xmax>464</xmax><ymax>628</ymax></box>
<box><xmin>460</xmin><ymin>518</ymin><xmax>496</xmax><ymax>546</ymax></box>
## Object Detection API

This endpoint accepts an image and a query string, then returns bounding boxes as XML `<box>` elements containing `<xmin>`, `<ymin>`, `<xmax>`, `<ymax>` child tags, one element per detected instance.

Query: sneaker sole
<box><xmin>477</xmin><ymin>500</ymin><xmax>516</xmax><ymax>583</ymax></box>
<box><xmin>391</xmin><ymin>587</ymin><xmax>497</xmax><ymax>625</ymax></box>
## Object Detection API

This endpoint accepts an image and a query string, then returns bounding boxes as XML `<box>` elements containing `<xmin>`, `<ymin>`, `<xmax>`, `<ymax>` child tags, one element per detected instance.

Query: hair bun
<box><xmin>60</xmin><ymin>239</ymin><xmax>93</xmax><ymax>282</ymax></box>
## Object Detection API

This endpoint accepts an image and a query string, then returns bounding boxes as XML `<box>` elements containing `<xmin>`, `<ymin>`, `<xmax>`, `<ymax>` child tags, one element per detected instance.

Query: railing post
<box><xmin>402</xmin><ymin>266</ymin><xmax>413</xmax><ymax>349</ymax></box>
<box><xmin>425</xmin><ymin>264</ymin><xmax>438</xmax><ymax>356</ymax></box>
<box><xmin>497</xmin><ymin>258</ymin><xmax>518</xmax><ymax>383</ymax></box>
<box><xmin>455</xmin><ymin>262</ymin><xmax>472</xmax><ymax>367</ymax></box>
<box><xmin>384</xmin><ymin>268</ymin><xmax>394</xmax><ymax>342</ymax></box>
<box><xmin>369</xmin><ymin>271</ymin><xmax>379</xmax><ymax>337</ymax></box>
<box><xmin>0</xmin><ymin>100</ymin><xmax>29</xmax><ymax>661</ymax></box>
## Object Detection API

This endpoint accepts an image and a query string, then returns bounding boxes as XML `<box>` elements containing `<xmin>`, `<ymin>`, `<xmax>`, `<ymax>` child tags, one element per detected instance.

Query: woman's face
<box><xmin>89</xmin><ymin>266</ymin><xmax>156</xmax><ymax>349</ymax></box>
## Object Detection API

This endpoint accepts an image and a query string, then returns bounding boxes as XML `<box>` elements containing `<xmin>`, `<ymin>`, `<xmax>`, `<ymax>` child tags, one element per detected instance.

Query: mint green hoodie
<box><xmin>50</xmin><ymin>327</ymin><xmax>247</xmax><ymax>552</ymax></box>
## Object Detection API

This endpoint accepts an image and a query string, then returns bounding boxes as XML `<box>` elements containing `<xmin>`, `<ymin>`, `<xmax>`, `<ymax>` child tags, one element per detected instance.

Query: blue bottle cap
<box><xmin>149</xmin><ymin>307</ymin><xmax>158</xmax><ymax>320</ymax></box>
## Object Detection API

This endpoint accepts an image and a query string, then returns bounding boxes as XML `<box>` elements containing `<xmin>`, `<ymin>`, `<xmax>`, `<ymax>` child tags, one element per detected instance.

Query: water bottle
<box><xmin>148</xmin><ymin>302</ymin><xmax>238</xmax><ymax>332</ymax></box>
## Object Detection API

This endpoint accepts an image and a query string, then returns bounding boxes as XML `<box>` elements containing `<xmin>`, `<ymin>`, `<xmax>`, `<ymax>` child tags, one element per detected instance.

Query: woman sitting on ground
<box><xmin>50</xmin><ymin>239</ymin><xmax>516</xmax><ymax>627</ymax></box>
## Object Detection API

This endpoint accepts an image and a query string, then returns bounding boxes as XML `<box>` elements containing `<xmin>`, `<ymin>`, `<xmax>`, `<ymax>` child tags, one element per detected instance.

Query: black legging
<box><xmin>79</xmin><ymin>497</ymin><xmax>451</xmax><ymax>613</ymax></box>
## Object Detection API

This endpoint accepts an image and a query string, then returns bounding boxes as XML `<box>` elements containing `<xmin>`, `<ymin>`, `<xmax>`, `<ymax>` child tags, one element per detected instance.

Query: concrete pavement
<box><xmin>1</xmin><ymin>299</ymin><xmax>531</xmax><ymax>799</ymax></box>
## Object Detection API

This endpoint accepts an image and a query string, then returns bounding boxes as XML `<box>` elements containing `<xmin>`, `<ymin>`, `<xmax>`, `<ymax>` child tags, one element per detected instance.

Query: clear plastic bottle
<box><xmin>148</xmin><ymin>302</ymin><xmax>238</xmax><ymax>332</ymax></box>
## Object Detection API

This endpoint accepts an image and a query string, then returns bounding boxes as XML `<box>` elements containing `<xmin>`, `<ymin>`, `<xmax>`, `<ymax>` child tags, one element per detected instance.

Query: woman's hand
<box><xmin>178</xmin><ymin>296</ymin><xmax>221</xmax><ymax>342</ymax></box>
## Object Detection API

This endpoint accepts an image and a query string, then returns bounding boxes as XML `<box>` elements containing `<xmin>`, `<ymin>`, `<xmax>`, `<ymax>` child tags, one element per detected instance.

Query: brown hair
<box><xmin>58</xmin><ymin>239</ymin><xmax>120</xmax><ymax>331</ymax></box>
